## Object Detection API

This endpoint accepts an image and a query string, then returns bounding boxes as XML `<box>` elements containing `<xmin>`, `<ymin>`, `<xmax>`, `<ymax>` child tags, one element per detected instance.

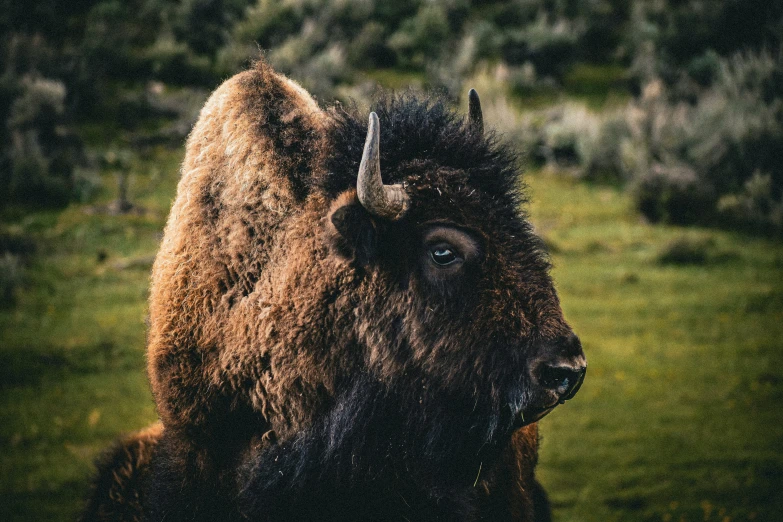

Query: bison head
<box><xmin>311</xmin><ymin>91</ymin><xmax>586</xmax><ymax>483</ymax></box>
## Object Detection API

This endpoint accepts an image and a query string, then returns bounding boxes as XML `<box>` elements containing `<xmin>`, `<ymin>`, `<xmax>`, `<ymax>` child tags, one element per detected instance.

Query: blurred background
<box><xmin>1</xmin><ymin>0</ymin><xmax>782</xmax><ymax>520</ymax></box>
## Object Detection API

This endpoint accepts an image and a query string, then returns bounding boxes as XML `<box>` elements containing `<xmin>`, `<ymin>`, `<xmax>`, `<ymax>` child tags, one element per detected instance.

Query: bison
<box><xmin>83</xmin><ymin>60</ymin><xmax>586</xmax><ymax>521</ymax></box>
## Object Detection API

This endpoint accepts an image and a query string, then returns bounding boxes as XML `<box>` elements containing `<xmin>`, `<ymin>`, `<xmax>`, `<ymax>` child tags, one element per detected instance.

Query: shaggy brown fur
<box><xmin>84</xmin><ymin>60</ymin><xmax>585</xmax><ymax>521</ymax></box>
<box><xmin>81</xmin><ymin>423</ymin><xmax>163</xmax><ymax>522</ymax></box>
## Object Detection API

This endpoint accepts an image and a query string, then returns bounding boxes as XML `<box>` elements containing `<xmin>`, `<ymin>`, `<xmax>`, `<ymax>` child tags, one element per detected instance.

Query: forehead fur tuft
<box><xmin>318</xmin><ymin>92</ymin><xmax>526</xmax><ymax>212</ymax></box>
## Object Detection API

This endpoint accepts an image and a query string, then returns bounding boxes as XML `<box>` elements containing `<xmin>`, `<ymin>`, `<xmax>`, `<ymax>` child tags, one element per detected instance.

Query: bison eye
<box><xmin>421</xmin><ymin>225</ymin><xmax>481</xmax><ymax>279</ymax></box>
<box><xmin>430</xmin><ymin>245</ymin><xmax>459</xmax><ymax>266</ymax></box>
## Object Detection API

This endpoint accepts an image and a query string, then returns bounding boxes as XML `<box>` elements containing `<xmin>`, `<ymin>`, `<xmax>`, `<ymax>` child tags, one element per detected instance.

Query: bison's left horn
<box><xmin>468</xmin><ymin>88</ymin><xmax>483</xmax><ymax>134</ymax></box>
<box><xmin>357</xmin><ymin>112</ymin><xmax>410</xmax><ymax>220</ymax></box>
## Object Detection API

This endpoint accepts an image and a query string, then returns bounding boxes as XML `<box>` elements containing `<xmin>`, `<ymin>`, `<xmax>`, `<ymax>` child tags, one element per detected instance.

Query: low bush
<box><xmin>632</xmin><ymin>162</ymin><xmax>715</xmax><ymax>226</ymax></box>
<box><xmin>631</xmin><ymin>51</ymin><xmax>783</xmax><ymax>234</ymax></box>
<box><xmin>502</xmin><ymin>15</ymin><xmax>582</xmax><ymax>79</ymax></box>
<box><xmin>716</xmin><ymin>172</ymin><xmax>783</xmax><ymax>235</ymax></box>
<box><xmin>657</xmin><ymin>236</ymin><xmax>713</xmax><ymax>265</ymax></box>
<box><xmin>1</xmin><ymin>76</ymin><xmax>79</xmax><ymax>209</ymax></box>
<box><xmin>388</xmin><ymin>5</ymin><xmax>451</xmax><ymax>70</ymax></box>
<box><xmin>529</xmin><ymin>51</ymin><xmax>783</xmax><ymax>236</ymax></box>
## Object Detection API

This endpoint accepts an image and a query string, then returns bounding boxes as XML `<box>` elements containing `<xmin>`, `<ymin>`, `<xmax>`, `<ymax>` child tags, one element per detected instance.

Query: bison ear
<box><xmin>327</xmin><ymin>191</ymin><xmax>377</xmax><ymax>264</ymax></box>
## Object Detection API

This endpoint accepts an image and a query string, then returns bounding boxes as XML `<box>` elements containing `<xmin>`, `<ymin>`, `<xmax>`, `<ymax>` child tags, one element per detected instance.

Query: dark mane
<box><xmin>318</xmin><ymin>92</ymin><xmax>527</xmax><ymax>212</ymax></box>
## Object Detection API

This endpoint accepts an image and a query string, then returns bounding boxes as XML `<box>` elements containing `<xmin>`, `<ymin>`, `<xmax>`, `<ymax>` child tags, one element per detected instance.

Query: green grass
<box><xmin>361</xmin><ymin>68</ymin><xmax>428</xmax><ymax>90</ymax></box>
<box><xmin>528</xmin><ymin>174</ymin><xmax>783</xmax><ymax>521</ymax></box>
<box><xmin>1</xmin><ymin>159</ymin><xmax>782</xmax><ymax>520</ymax></box>
<box><xmin>0</xmin><ymin>147</ymin><xmax>180</xmax><ymax>521</ymax></box>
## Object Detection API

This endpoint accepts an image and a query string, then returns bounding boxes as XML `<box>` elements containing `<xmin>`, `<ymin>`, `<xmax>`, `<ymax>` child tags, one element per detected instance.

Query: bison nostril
<box><xmin>537</xmin><ymin>365</ymin><xmax>586</xmax><ymax>402</ymax></box>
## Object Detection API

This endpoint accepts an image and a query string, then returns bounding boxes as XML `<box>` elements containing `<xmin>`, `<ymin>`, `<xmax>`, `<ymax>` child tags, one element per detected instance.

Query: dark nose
<box><xmin>532</xmin><ymin>332</ymin><xmax>587</xmax><ymax>402</ymax></box>
<box><xmin>537</xmin><ymin>364</ymin><xmax>586</xmax><ymax>402</ymax></box>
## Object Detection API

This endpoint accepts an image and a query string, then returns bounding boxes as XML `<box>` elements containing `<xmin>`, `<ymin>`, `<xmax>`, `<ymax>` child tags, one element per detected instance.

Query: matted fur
<box><xmin>81</xmin><ymin>423</ymin><xmax>163</xmax><ymax>522</ymax></box>
<box><xmin>84</xmin><ymin>59</ymin><xmax>582</xmax><ymax>521</ymax></box>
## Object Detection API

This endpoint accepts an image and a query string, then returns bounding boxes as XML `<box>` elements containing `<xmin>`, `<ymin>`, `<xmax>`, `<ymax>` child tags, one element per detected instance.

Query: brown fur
<box><xmin>478</xmin><ymin>425</ymin><xmax>551</xmax><ymax>521</ymax></box>
<box><xmin>81</xmin><ymin>423</ymin><xmax>163</xmax><ymax>521</ymax></box>
<box><xmin>147</xmin><ymin>61</ymin><xmax>334</xmax><ymax>442</ymax></box>
<box><xmin>86</xmin><ymin>60</ymin><xmax>583</xmax><ymax>521</ymax></box>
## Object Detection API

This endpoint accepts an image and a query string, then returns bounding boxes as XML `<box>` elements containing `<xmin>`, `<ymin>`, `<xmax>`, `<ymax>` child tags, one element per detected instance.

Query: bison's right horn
<box><xmin>468</xmin><ymin>88</ymin><xmax>483</xmax><ymax>134</ymax></box>
<box><xmin>357</xmin><ymin>112</ymin><xmax>410</xmax><ymax>220</ymax></box>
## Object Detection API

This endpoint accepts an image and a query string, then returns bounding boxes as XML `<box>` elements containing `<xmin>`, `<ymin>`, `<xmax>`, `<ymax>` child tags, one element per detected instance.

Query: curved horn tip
<box><xmin>363</xmin><ymin>111</ymin><xmax>380</xmax><ymax>154</ymax></box>
<box><xmin>468</xmin><ymin>88</ymin><xmax>483</xmax><ymax>134</ymax></box>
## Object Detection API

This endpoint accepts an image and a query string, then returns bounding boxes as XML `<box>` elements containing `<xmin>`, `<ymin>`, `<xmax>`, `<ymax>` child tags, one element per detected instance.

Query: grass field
<box><xmin>1</xmin><ymin>150</ymin><xmax>782</xmax><ymax>520</ymax></box>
